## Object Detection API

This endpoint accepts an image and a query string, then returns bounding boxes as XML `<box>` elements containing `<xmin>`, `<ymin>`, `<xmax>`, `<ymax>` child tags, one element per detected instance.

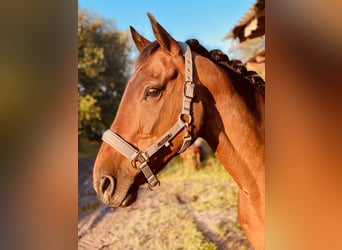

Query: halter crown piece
<box><xmin>102</xmin><ymin>42</ymin><xmax>195</xmax><ymax>190</ymax></box>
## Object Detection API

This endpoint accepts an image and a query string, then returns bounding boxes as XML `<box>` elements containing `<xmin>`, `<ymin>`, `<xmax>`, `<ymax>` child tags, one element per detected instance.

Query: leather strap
<box><xmin>102</xmin><ymin>130</ymin><xmax>139</xmax><ymax>160</ymax></box>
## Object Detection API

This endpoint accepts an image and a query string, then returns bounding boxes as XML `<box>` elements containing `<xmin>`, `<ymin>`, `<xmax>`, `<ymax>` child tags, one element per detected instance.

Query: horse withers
<box><xmin>93</xmin><ymin>13</ymin><xmax>265</xmax><ymax>249</ymax></box>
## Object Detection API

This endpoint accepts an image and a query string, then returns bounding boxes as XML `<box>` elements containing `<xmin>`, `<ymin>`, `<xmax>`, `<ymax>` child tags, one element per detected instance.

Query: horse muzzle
<box><xmin>95</xmin><ymin>174</ymin><xmax>139</xmax><ymax>207</ymax></box>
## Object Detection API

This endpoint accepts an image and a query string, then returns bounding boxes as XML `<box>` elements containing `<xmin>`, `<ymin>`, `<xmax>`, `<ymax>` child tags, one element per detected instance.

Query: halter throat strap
<box><xmin>102</xmin><ymin>42</ymin><xmax>195</xmax><ymax>190</ymax></box>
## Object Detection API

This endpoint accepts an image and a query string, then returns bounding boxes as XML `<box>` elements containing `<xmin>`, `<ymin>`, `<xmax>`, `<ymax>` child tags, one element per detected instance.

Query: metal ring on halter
<box><xmin>148</xmin><ymin>178</ymin><xmax>160</xmax><ymax>190</ymax></box>
<box><xmin>130</xmin><ymin>159</ymin><xmax>139</xmax><ymax>169</ymax></box>
<box><xmin>179</xmin><ymin>113</ymin><xmax>192</xmax><ymax>124</ymax></box>
<box><xmin>131</xmin><ymin>152</ymin><xmax>148</xmax><ymax>169</ymax></box>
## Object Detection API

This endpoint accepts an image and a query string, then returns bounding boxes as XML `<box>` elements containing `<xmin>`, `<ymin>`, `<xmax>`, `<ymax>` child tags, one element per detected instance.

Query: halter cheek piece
<box><xmin>102</xmin><ymin>42</ymin><xmax>195</xmax><ymax>190</ymax></box>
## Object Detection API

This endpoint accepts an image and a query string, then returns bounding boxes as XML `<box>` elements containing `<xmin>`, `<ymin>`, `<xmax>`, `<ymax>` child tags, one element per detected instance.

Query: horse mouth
<box><xmin>119</xmin><ymin>183</ymin><xmax>139</xmax><ymax>207</ymax></box>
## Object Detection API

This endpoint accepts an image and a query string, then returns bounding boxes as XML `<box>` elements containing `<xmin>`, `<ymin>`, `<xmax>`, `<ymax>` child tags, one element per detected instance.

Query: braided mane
<box><xmin>186</xmin><ymin>39</ymin><xmax>265</xmax><ymax>95</ymax></box>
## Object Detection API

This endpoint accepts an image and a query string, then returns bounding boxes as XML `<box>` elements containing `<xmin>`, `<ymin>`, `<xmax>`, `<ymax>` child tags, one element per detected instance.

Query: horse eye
<box><xmin>146</xmin><ymin>87</ymin><xmax>161</xmax><ymax>98</ymax></box>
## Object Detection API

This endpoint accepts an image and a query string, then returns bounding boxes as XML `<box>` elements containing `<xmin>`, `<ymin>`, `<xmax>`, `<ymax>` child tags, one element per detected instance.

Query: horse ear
<box><xmin>130</xmin><ymin>26</ymin><xmax>151</xmax><ymax>52</ymax></box>
<box><xmin>147</xmin><ymin>13</ymin><xmax>181</xmax><ymax>55</ymax></box>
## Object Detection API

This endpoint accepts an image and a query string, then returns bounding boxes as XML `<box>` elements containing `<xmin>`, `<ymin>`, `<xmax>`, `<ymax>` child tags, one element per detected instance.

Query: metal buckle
<box><xmin>139</xmin><ymin>162</ymin><xmax>160</xmax><ymax>190</ymax></box>
<box><xmin>131</xmin><ymin>151</ymin><xmax>148</xmax><ymax>169</ymax></box>
<box><xmin>178</xmin><ymin>134</ymin><xmax>192</xmax><ymax>154</ymax></box>
<box><xmin>184</xmin><ymin>81</ymin><xmax>195</xmax><ymax>98</ymax></box>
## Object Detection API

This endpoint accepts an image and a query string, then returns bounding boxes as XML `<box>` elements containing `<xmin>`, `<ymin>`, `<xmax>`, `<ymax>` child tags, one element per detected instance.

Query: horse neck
<box><xmin>194</xmin><ymin>55</ymin><xmax>265</xmax><ymax>193</ymax></box>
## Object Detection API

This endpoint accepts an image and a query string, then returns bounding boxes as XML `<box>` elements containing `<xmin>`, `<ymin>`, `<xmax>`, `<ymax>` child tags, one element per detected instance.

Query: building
<box><xmin>225</xmin><ymin>0</ymin><xmax>265</xmax><ymax>75</ymax></box>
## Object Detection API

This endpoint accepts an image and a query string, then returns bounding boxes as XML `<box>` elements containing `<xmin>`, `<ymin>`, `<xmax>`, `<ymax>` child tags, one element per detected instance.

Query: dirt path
<box><xmin>78</xmin><ymin>157</ymin><xmax>252</xmax><ymax>249</ymax></box>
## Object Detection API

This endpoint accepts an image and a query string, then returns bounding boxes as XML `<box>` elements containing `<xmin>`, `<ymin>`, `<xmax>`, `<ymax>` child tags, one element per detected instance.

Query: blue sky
<box><xmin>78</xmin><ymin>0</ymin><xmax>255</xmax><ymax>53</ymax></box>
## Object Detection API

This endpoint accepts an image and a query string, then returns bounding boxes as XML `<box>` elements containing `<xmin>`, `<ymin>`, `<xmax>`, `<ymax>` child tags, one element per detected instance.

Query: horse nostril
<box><xmin>100</xmin><ymin>175</ymin><xmax>116</xmax><ymax>197</ymax></box>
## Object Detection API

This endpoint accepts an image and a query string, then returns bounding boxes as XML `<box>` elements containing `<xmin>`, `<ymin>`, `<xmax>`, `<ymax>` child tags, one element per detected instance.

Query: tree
<box><xmin>78</xmin><ymin>9</ymin><xmax>132</xmax><ymax>140</ymax></box>
<box><xmin>78</xmin><ymin>93</ymin><xmax>102</xmax><ymax>138</ymax></box>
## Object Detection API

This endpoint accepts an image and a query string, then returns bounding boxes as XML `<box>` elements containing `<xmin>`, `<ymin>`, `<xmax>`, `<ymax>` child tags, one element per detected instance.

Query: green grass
<box><xmin>108</xmin><ymin>202</ymin><xmax>217</xmax><ymax>250</ymax></box>
<box><xmin>159</xmin><ymin>156</ymin><xmax>248</xmax><ymax>248</ymax></box>
<box><xmin>78</xmin><ymin>203</ymin><xmax>100</xmax><ymax>214</ymax></box>
<box><xmin>160</xmin><ymin>155</ymin><xmax>232</xmax><ymax>180</ymax></box>
<box><xmin>80</xmin><ymin>151</ymin><xmax>250</xmax><ymax>249</ymax></box>
<box><xmin>105</xmin><ymin>155</ymin><xmax>248</xmax><ymax>249</ymax></box>
<box><xmin>160</xmin><ymin>156</ymin><xmax>238</xmax><ymax>212</ymax></box>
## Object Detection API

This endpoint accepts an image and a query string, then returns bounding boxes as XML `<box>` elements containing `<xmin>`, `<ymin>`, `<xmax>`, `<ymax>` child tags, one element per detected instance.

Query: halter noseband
<box><xmin>102</xmin><ymin>42</ymin><xmax>195</xmax><ymax>190</ymax></box>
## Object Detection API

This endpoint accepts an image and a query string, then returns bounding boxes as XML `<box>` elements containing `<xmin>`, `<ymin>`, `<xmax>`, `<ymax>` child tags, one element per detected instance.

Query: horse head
<box><xmin>93</xmin><ymin>13</ymin><xmax>204</xmax><ymax>207</ymax></box>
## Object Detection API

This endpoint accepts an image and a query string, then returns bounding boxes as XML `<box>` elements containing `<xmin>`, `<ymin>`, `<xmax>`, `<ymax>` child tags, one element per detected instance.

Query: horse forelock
<box><xmin>135</xmin><ymin>41</ymin><xmax>160</xmax><ymax>68</ymax></box>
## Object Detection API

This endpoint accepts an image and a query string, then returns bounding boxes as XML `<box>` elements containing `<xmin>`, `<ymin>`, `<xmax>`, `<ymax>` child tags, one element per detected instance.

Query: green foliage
<box><xmin>78</xmin><ymin>93</ymin><xmax>102</xmax><ymax>135</ymax></box>
<box><xmin>78</xmin><ymin>9</ymin><xmax>132</xmax><ymax>139</ymax></box>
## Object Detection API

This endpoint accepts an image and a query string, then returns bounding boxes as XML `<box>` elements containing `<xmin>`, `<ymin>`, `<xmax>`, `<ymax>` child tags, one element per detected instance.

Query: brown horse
<box><xmin>93</xmin><ymin>13</ymin><xmax>265</xmax><ymax>250</ymax></box>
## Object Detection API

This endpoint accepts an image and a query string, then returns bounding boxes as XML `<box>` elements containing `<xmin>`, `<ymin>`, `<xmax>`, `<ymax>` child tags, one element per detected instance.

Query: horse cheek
<box><xmin>138</xmin><ymin>105</ymin><xmax>161</xmax><ymax>137</ymax></box>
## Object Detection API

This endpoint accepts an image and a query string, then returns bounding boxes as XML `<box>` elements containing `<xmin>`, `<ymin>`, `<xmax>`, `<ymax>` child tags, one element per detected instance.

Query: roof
<box><xmin>224</xmin><ymin>0</ymin><xmax>265</xmax><ymax>42</ymax></box>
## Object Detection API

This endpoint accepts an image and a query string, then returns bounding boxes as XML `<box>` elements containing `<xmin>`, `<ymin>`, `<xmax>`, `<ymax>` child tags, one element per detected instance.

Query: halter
<box><xmin>102</xmin><ymin>42</ymin><xmax>195</xmax><ymax>190</ymax></box>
